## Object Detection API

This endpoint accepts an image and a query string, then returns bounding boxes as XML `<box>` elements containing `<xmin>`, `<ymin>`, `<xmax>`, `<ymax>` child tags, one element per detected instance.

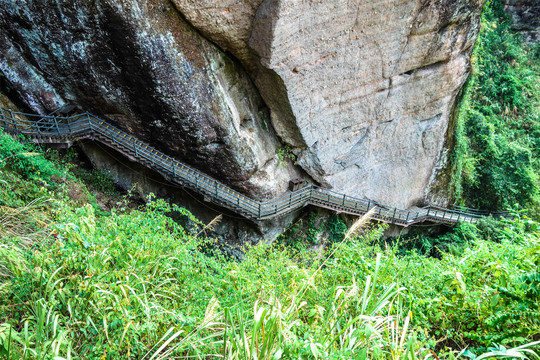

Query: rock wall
<box><xmin>504</xmin><ymin>0</ymin><xmax>540</xmax><ymax>42</ymax></box>
<box><xmin>173</xmin><ymin>0</ymin><xmax>485</xmax><ymax>208</ymax></box>
<box><xmin>0</xmin><ymin>0</ymin><xmax>485</xmax><ymax>212</ymax></box>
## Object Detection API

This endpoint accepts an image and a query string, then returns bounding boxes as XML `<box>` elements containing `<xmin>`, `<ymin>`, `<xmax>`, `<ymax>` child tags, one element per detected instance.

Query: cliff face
<box><xmin>0</xmin><ymin>0</ymin><xmax>485</xmax><ymax>209</ymax></box>
<box><xmin>175</xmin><ymin>0</ymin><xmax>484</xmax><ymax>208</ymax></box>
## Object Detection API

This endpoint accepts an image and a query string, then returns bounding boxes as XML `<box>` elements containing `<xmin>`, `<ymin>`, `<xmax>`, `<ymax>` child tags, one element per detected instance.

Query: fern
<box><xmin>519</xmin><ymin>272</ymin><xmax>540</xmax><ymax>300</ymax></box>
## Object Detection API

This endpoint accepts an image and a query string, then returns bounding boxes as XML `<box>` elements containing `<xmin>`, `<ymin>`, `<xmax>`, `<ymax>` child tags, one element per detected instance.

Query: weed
<box><xmin>277</xmin><ymin>145</ymin><xmax>297</xmax><ymax>167</ymax></box>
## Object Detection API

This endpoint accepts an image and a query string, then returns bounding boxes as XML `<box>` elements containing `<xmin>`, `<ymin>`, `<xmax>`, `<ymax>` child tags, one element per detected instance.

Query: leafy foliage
<box><xmin>276</xmin><ymin>145</ymin><xmax>297</xmax><ymax>166</ymax></box>
<box><xmin>451</xmin><ymin>0</ymin><xmax>539</xmax><ymax>213</ymax></box>
<box><xmin>1</xmin><ymin>129</ymin><xmax>539</xmax><ymax>359</ymax></box>
<box><xmin>1</xmin><ymin>1</ymin><xmax>539</xmax><ymax>357</ymax></box>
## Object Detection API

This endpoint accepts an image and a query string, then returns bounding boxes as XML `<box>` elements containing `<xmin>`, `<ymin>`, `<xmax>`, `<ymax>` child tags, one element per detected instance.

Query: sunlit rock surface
<box><xmin>176</xmin><ymin>0</ymin><xmax>484</xmax><ymax>208</ymax></box>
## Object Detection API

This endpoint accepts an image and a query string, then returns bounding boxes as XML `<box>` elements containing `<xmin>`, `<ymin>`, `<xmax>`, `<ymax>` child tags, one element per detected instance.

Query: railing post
<box><xmin>133</xmin><ymin>138</ymin><xmax>138</xmax><ymax>156</ymax></box>
<box><xmin>195</xmin><ymin>174</ymin><xmax>198</xmax><ymax>187</ymax></box>
<box><xmin>275</xmin><ymin>204</ymin><xmax>278</xmax><ymax>214</ymax></box>
<box><xmin>289</xmin><ymin>193</ymin><xmax>292</xmax><ymax>208</ymax></box>
<box><xmin>342</xmin><ymin>194</ymin><xmax>346</xmax><ymax>206</ymax></box>
<box><xmin>392</xmin><ymin>208</ymin><xmax>397</xmax><ymax>219</ymax></box>
<box><xmin>258</xmin><ymin>203</ymin><xmax>261</xmax><ymax>218</ymax></box>
<box><xmin>457</xmin><ymin>213</ymin><xmax>461</xmax><ymax>222</ymax></box>
<box><xmin>52</xmin><ymin>116</ymin><xmax>60</xmax><ymax>134</ymax></box>
<box><xmin>172</xmin><ymin>162</ymin><xmax>176</xmax><ymax>177</ymax></box>
<box><xmin>406</xmin><ymin>212</ymin><xmax>409</xmax><ymax>222</ymax></box>
<box><xmin>215</xmin><ymin>181</ymin><xmax>218</xmax><ymax>197</ymax></box>
<box><xmin>0</xmin><ymin>113</ymin><xmax>8</xmax><ymax>133</ymax></box>
<box><xmin>426</xmin><ymin>207</ymin><xmax>430</xmax><ymax>216</ymax></box>
<box><xmin>367</xmin><ymin>200</ymin><xmax>371</xmax><ymax>210</ymax></box>
<box><xmin>8</xmin><ymin>110</ymin><xmax>18</xmax><ymax>132</ymax></box>
<box><xmin>309</xmin><ymin>186</ymin><xmax>313</xmax><ymax>199</ymax></box>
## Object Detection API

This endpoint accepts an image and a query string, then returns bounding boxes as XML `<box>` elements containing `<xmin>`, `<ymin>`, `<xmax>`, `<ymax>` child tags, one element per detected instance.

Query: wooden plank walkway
<box><xmin>0</xmin><ymin>106</ymin><xmax>509</xmax><ymax>226</ymax></box>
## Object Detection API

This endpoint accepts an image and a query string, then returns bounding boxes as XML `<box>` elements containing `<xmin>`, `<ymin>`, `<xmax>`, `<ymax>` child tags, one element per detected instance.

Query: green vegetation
<box><xmin>451</xmin><ymin>0</ymin><xmax>539</xmax><ymax>214</ymax></box>
<box><xmin>278</xmin><ymin>212</ymin><xmax>348</xmax><ymax>248</ymax></box>
<box><xmin>277</xmin><ymin>145</ymin><xmax>297</xmax><ymax>167</ymax></box>
<box><xmin>1</xmin><ymin>128</ymin><xmax>540</xmax><ymax>358</ymax></box>
<box><xmin>63</xmin><ymin>150</ymin><xmax>125</xmax><ymax>202</ymax></box>
<box><xmin>1</xmin><ymin>1</ymin><xmax>539</xmax><ymax>359</ymax></box>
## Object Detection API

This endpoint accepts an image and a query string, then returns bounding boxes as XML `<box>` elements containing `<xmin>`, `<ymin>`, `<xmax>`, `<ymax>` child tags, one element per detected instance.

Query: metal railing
<box><xmin>0</xmin><ymin>106</ymin><xmax>510</xmax><ymax>225</ymax></box>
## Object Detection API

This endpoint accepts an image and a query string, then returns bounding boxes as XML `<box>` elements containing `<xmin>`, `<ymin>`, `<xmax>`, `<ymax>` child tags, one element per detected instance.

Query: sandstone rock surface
<box><xmin>177</xmin><ymin>0</ymin><xmax>484</xmax><ymax>208</ymax></box>
<box><xmin>0</xmin><ymin>0</ymin><xmax>485</xmax><ymax>211</ymax></box>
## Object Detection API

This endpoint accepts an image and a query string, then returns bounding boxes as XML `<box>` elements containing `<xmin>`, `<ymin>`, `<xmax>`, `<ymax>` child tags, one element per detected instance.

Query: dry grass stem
<box><xmin>197</xmin><ymin>215</ymin><xmax>223</xmax><ymax>237</ymax></box>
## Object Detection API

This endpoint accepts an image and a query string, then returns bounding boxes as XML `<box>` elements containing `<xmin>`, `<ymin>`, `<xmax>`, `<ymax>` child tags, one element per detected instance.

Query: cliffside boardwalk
<box><xmin>0</xmin><ymin>106</ymin><xmax>506</xmax><ymax>226</ymax></box>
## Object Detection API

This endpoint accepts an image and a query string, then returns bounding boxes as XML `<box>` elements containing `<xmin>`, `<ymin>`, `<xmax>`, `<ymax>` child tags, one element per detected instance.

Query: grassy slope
<box><xmin>1</xmin><ymin>131</ymin><xmax>539</xmax><ymax>358</ymax></box>
<box><xmin>1</xmin><ymin>1</ymin><xmax>539</xmax><ymax>357</ymax></box>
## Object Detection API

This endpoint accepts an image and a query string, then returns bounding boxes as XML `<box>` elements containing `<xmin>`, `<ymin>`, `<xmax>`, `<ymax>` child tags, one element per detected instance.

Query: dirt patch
<box><xmin>66</xmin><ymin>181</ymin><xmax>91</xmax><ymax>205</ymax></box>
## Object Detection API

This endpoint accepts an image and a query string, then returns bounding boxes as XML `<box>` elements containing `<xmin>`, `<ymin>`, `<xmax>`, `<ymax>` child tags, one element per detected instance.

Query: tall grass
<box><xmin>218</xmin><ymin>253</ymin><xmax>413</xmax><ymax>359</ymax></box>
<box><xmin>1</xmin><ymin>121</ymin><xmax>540</xmax><ymax>358</ymax></box>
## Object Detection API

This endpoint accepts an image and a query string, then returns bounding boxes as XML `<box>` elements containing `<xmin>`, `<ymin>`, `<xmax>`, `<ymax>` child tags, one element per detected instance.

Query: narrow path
<box><xmin>0</xmin><ymin>107</ymin><xmax>504</xmax><ymax>226</ymax></box>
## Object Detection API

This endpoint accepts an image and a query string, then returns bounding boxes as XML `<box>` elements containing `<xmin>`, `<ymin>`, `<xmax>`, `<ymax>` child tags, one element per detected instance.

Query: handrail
<box><xmin>0</xmin><ymin>106</ymin><xmax>510</xmax><ymax>226</ymax></box>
